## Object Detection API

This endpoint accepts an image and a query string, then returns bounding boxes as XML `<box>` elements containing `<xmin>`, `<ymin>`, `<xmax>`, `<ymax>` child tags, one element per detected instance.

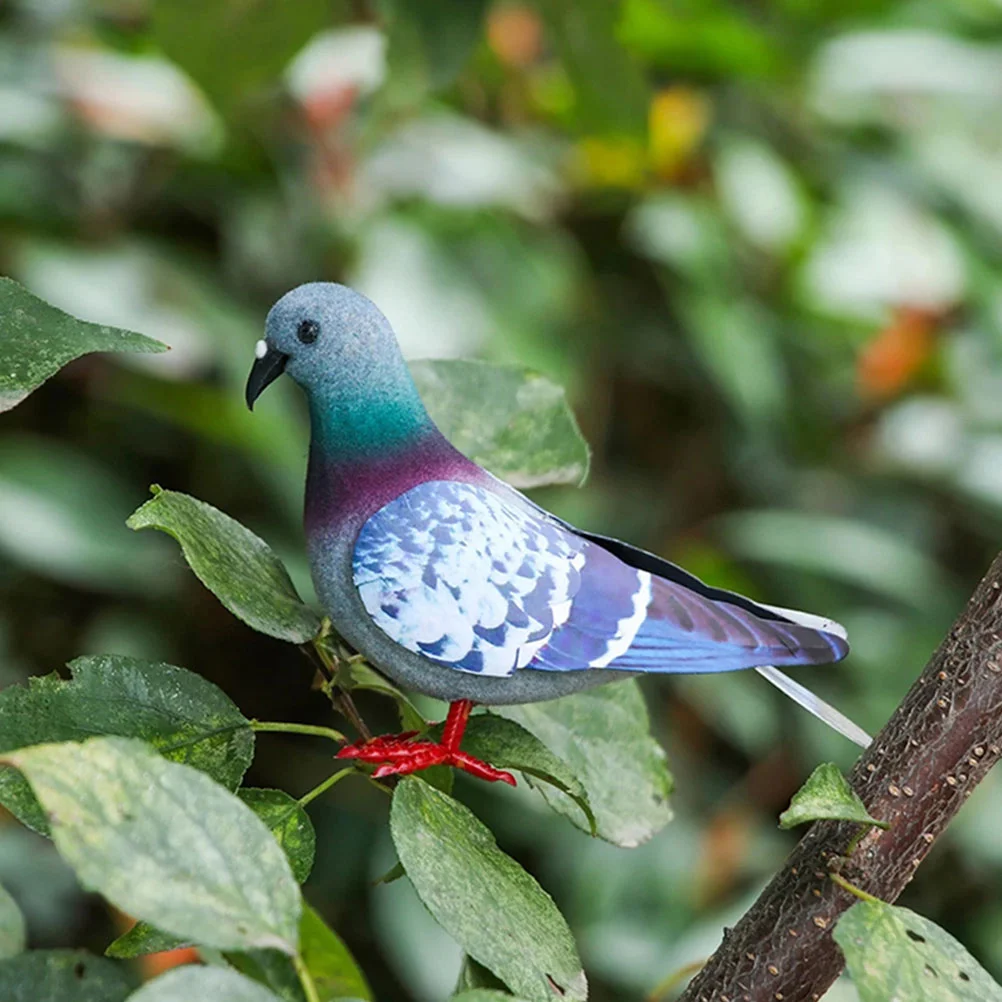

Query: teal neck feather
<box><xmin>307</xmin><ymin>360</ymin><xmax>435</xmax><ymax>462</ymax></box>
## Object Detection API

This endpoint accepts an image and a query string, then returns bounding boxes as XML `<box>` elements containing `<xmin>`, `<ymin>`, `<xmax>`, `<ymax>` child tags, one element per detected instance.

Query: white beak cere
<box><xmin>255</xmin><ymin>339</ymin><xmax>268</xmax><ymax>359</ymax></box>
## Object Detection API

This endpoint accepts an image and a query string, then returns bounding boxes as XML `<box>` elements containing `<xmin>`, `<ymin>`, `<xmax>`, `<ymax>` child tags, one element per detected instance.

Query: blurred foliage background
<box><xmin>2</xmin><ymin>0</ymin><xmax>1002</xmax><ymax>999</ymax></box>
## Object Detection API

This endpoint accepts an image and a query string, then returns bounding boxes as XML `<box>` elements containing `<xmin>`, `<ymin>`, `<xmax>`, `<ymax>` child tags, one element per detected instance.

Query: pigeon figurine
<box><xmin>247</xmin><ymin>283</ymin><xmax>870</xmax><ymax>785</ymax></box>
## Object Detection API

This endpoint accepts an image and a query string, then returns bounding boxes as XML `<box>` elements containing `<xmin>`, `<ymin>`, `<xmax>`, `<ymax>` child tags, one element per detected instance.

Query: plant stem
<box><xmin>830</xmin><ymin>872</ymin><xmax>884</xmax><ymax>905</ymax></box>
<box><xmin>293</xmin><ymin>952</ymin><xmax>321</xmax><ymax>1002</ymax></box>
<box><xmin>251</xmin><ymin>720</ymin><xmax>346</xmax><ymax>744</ymax></box>
<box><xmin>298</xmin><ymin>767</ymin><xmax>355</xmax><ymax>808</ymax></box>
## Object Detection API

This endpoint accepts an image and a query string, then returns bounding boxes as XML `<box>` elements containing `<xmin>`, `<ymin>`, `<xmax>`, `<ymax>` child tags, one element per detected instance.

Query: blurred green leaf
<box><xmin>238</xmin><ymin>789</ymin><xmax>316</xmax><ymax>885</ymax></box>
<box><xmin>500</xmin><ymin>680</ymin><xmax>672</xmax><ymax>847</ymax></box>
<box><xmin>127</xmin><ymin>487</ymin><xmax>322</xmax><ymax>643</ymax></box>
<box><xmin>0</xmin><ymin>437</ymin><xmax>173</xmax><ymax>595</ymax></box>
<box><xmin>779</xmin><ymin>763</ymin><xmax>887</xmax><ymax>830</ymax></box>
<box><xmin>413</xmin><ymin>360</ymin><xmax>590</xmax><ymax>488</ymax></box>
<box><xmin>383</xmin><ymin>0</ymin><xmax>488</xmax><ymax>91</ymax></box>
<box><xmin>718</xmin><ymin>510</ymin><xmax>952</xmax><ymax>610</ymax></box>
<box><xmin>533</xmin><ymin>0</ymin><xmax>648</xmax><ymax>136</ymax></box>
<box><xmin>0</xmin><ymin>882</ymin><xmax>25</xmax><ymax>959</ymax></box>
<box><xmin>448</xmin><ymin>714</ymin><xmax>594</xmax><ymax>830</ymax></box>
<box><xmin>0</xmin><ymin>949</ymin><xmax>135</xmax><ymax>1002</ymax></box>
<box><xmin>0</xmin><ymin>655</ymin><xmax>253</xmax><ymax>835</ymax></box>
<box><xmin>680</xmin><ymin>295</ymin><xmax>787</xmax><ymax>424</ymax></box>
<box><xmin>152</xmin><ymin>0</ymin><xmax>332</xmax><ymax>115</ymax></box>
<box><xmin>834</xmin><ymin>899</ymin><xmax>1002</xmax><ymax>1001</ymax></box>
<box><xmin>0</xmin><ymin>277</ymin><xmax>166</xmax><ymax>412</ymax></box>
<box><xmin>127</xmin><ymin>966</ymin><xmax>283</xmax><ymax>1002</ymax></box>
<box><xmin>390</xmin><ymin>778</ymin><xmax>586</xmax><ymax>1002</ymax></box>
<box><xmin>618</xmin><ymin>0</ymin><xmax>784</xmax><ymax>78</ymax></box>
<box><xmin>3</xmin><ymin>737</ymin><xmax>301</xmax><ymax>955</ymax></box>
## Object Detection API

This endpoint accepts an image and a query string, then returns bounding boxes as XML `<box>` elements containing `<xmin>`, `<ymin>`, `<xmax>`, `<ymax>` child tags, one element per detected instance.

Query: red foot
<box><xmin>335</xmin><ymin>700</ymin><xmax>516</xmax><ymax>786</ymax></box>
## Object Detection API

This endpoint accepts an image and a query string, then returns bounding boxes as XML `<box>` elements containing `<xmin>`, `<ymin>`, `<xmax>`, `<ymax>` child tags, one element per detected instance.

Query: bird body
<box><xmin>247</xmin><ymin>282</ymin><xmax>869</xmax><ymax>781</ymax></box>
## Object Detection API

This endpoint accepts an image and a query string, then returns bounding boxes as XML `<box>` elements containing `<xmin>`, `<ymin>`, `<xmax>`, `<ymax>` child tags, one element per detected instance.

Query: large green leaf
<box><xmin>107</xmin><ymin>790</ymin><xmax>316</xmax><ymax>960</ymax></box>
<box><xmin>501</xmin><ymin>680</ymin><xmax>672</xmax><ymax>847</ymax></box>
<box><xmin>390</xmin><ymin>778</ymin><xmax>586</xmax><ymax>1002</ymax></box>
<box><xmin>3</xmin><ymin>738</ymin><xmax>300</xmax><ymax>955</ymax></box>
<box><xmin>0</xmin><ymin>655</ymin><xmax>253</xmax><ymax>835</ymax></box>
<box><xmin>152</xmin><ymin>0</ymin><xmax>330</xmax><ymax>116</ymax></box>
<box><xmin>0</xmin><ymin>277</ymin><xmax>167</xmax><ymax>412</ymax></box>
<box><xmin>0</xmin><ymin>882</ymin><xmax>25</xmax><ymax>959</ymax></box>
<box><xmin>779</xmin><ymin>763</ymin><xmax>887</xmax><ymax>830</ymax></box>
<box><xmin>127</xmin><ymin>966</ymin><xmax>283</xmax><ymax>1002</ymax></box>
<box><xmin>0</xmin><ymin>949</ymin><xmax>135</xmax><ymax>1002</ymax></box>
<box><xmin>445</xmin><ymin>714</ymin><xmax>593</xmax><ymax>829</ymax></box>
<box><xmin>238</xmin><ymin>789</ymin><xmax>316</xmax><ymax>884</ymax></box>
<box><xmin>412</xmin><ymin>360</ymin><xmax>590</xmax><ymax>488</ymax></box>
<box><xmin>127</xmin><ymin>487</ymin><xmax>321</xmax><ymax>643</ymax></box>
<box><xmin>834</xmin><ymin>900</ymin><xmax>1002</xmax><ymax>1001</ymax></box>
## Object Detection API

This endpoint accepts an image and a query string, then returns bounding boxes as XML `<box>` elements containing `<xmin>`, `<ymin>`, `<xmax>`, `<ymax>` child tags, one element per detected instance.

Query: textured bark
<box><xmin>679</xmin><ymin>551</ymin><xmax>1002</xmax><ymax>1002</ymax></box>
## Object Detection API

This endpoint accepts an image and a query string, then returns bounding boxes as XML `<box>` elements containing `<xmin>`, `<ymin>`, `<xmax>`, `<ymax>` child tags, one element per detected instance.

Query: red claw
<box><xmin>336</xmin><ymin>700</ymin><xmax>517</xmax><ymax>786</ymax></box>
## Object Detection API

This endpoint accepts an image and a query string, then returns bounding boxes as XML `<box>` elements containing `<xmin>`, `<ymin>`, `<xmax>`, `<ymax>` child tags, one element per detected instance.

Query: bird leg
<box><xmin>335</xmin><ymin>699</ymin><xmax>516</xmax><ymax>786</ymax></box>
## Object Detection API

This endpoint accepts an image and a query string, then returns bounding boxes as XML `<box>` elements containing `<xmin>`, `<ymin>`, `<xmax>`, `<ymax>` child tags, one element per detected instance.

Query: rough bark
<box><xmin>678</xmin><ymin>551</ymin><xmax>1002</xmax><ymax>1002</ymax></box>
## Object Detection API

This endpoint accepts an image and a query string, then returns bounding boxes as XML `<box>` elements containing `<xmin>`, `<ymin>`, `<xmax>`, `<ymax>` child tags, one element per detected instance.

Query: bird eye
<box><xmin>297</xmin><ymin>319</ymin><xmax>320</xmax><ymax>344</ymax></box>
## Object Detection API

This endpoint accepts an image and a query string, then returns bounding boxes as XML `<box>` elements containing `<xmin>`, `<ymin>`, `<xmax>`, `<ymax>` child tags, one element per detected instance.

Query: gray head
<box><xmin>245</xmin><ymin>282</ymin><xmax>402</xmax><ymax>409</ymax></box>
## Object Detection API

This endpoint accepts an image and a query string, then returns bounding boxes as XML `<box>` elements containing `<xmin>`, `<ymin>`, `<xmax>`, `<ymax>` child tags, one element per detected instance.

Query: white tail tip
<box><xmin>755</xmin><ymin>666</ymin><xmax>872</xmax><ymax>749</ymax></box>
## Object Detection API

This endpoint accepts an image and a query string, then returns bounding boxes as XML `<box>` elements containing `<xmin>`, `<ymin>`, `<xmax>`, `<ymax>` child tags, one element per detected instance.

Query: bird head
<box><xmin>245</xmin><ymin>281</ymin><xmax>396</xmax><ymax>409</ymax></box>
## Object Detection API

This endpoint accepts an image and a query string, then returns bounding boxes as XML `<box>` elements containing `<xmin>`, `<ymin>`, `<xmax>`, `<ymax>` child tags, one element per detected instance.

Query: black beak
<box><xmin>245</xmin><ymin>347</ymin><xmax>289</xmax><ymax>410</ymax></box>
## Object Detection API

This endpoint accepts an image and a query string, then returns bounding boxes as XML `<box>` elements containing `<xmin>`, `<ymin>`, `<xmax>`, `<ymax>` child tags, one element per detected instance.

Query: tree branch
<box><xmin>679</xmin><ymin>550</ymin><xmax>1002</xmax><ymax>1002</ymax></box>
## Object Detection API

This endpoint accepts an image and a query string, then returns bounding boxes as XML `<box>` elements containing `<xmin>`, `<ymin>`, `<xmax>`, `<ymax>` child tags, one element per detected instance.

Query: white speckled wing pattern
<box><xmin>352</xmin><ymin>481</ymin><xmax>849</xmax><ymax>678</ymax></box>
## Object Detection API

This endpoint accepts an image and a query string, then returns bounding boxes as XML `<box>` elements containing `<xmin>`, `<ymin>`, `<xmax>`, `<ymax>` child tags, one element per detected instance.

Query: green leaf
<box><xmin>0</xmin><ymin>655</ymin><xmax>253</xmax><ymax>835</ymax></box>
<box><xmin>532</xmin><ymin>0</ymin><xmax>648</xmax><ymax>136</ymax></box>
<box><xmin>106</xmin><ymin>923</ymin><xmax>185</xmax><ymax>960</ymax></box>
<box><xmin>500</xmin><ymin>680</ymin><xmax>672</xmax><ymax>847</ymax></box>
<box><xmin>0</xmin><ymin>277</ymin><xmax>167</xmax><ymax>412</ymax></box>
<box><xmin>226</xmin><ymin>905</ymin><xmax>373</xmax><ymax>1002</ymax></box>
<box><xmin>151</xmin><ymin>0</ymin><xmax>330</xmax><ymax>116</ymax></box>
<box><xmin>299</xmin><ymin>904</ymin><xmax>374</xmax><ymax>1002</ymax></box>
<box><xmin>779</xmin><ymin>763</ymin><xmax>888</xmax><ymax>830</ymax></box>
<box><xmin>390</xmin><ymin>778</ymin><xmax>586</xmax><ymax>1002</ymax></box>
<box><xmin>127</xmin><ymin>488</ymin><xmax>322</xmax><ymax>643</ymax></box>
<box><xmin>412</xmin><ymin>360</ymin><xmax>590</xmax><ymax>489</ymax></box>
<box><xmin>2</xmin><ymin>737</ymin><xmax>301</xmax><ymax>955</ymax></box>
<box><xmin>383</xmin><ymin>0</ymin><xmax>489</xmax><ymax>92</ymax></box>
<box><xmin>453</xmin><ymin>993</ymin><xmax>529</xmax><ymax>1002</ymax></box>
<box><xmin>0</xmin><ymin>882</ymin><xmax>25</xmax><ymax>959</ymax></box>
<box><xmin>0</xmin><ymin>949</ymin><xmax>135</xmax><ymax>1002</ymax></box>
<box><xmin>127</xmin><ymin>966</ymin><xmax>284</xmax><ymax>1002</ymax></box>
<box><xmin>438</xmin><ymin>714</ymin><xmax>594</xmax><ymax>831</ymax></box>
<box><xmin>344</xmin><ymin>660</ymin><xmax>427</xmax><ymax>733</ymax></box>
<box><xmin>455</xmin><ymin>955</ymin><xmax>509</xmax><ymax>993</ymax></box>
<box><xmin>834</xmin><ymin>900</ymin><xmax>1002</xmax><ymax>1001</ymax></box>
<box><xmin>238</xmin><ymin>789</ymin><xmax>317</xmax><ymax>884</ymax></box>
<box><xmin>108</xmin><ymin>789</ymin><xmax>317</xmax><ymax>960</ymax></box>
